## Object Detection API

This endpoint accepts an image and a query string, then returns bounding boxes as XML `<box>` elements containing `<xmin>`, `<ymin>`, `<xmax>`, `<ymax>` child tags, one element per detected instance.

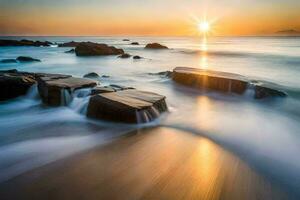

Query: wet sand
<box><xmin>0</xmin><ymin>127</ymin><xmax>291</xmax><ymax>200</ymax></box>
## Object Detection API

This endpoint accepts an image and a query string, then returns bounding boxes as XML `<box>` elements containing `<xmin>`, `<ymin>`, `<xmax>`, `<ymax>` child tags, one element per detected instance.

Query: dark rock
<box><xmin>254</xmin><ymin>85</ymin><xmax>287</xmax><ymax>99</ymax></box>
<box><xmin>0</xmin><ymin>39</ymin><xmax>52</xmax><ymax>47</ymax></box>
<box><xmin>37</xmin><ymin>76</ymin><xmax>97</xmax><ymax>106</ymax></box>
<box><xmin>91</xmin><ymin>86</ymin><xmax>116</xmax><ymax>95</ymax></box>
<box><xmin>131</xmin><ymin>42</ymin><xmax>139</xmax><ymax>45</ymax></box>
<box><xmin>58</xmin><ymin>41</ymin><xmax>80</xmax><ymax>47</ymax></box>
<box><xmin>0</xmin><ymin>70</ymin><xmax>36</xmax><ymax>101</ymax></box>
<box><xmin>149</xmin><ymin>71</ymin><xmax>172</xmax><ymax>78</ymax></box>
<box><xmin>172</xmin><ymin>67</ymin><xmax>248</xmax><ymax>94</ymax></box>
<box><xmin>101</xmin><ymin>75</ymin><xmax>110</xmax><ymax>78</ymax></box>
<box><xmin>109</xmin><ymin>84</ymin><xmax>134</xmax><ymax>91</ymax></box>
<box><xmin>133</xmin><ymin>55</ymin><xmax>142</xmax><ymax>59</ymax></box>
<box><xmin>16</xmin><ymin>56</ymin><xmax>41</xmax><ymax>62</ymax></box>
<box><xmin>118</xmin><ymin>53</ymin><xmax>131</xmax><ymax>58</ymax></box>
<box><xmin>145</xmin><ymin>43</ymin><xmax>168</xmax><ymax>49</ymax></box>
<box><xmin>83</xmin><ymin>72</ymin><xmax>100</xmax><ymax>79</ymax></box>
<box><xmin>87</xmin><ymin>89</ymin><xmax>167</xmax><ymax>123</ymax></box>
<box><xmin>123</xmin><ymin>39</ymin><xmax>130</xmax><ymax>41</ymax></box>
<box><xmin>0</xmin><ymin>59</ymin><xmax>17</xmax><ymax>63</ymax></box>
<box><xmin>64</xmin><ymin>49</ymin><xmax>75</xmax><ymax>53</ymax></box>
<box><xmin>75</xmin><ymin>42</ymin><xmax>124</xmax><ymax>56</ymax></box>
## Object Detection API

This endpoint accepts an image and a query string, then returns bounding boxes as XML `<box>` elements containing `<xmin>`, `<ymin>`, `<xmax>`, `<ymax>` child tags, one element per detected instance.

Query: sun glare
<box><xmin>198</xmin><ymin>21</ymin><xmax>210</xmax><ymax>33</ymax></box>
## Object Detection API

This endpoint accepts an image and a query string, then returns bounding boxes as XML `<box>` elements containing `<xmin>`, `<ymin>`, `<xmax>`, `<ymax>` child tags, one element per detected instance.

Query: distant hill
<box><xmin>275</xmin><ymin>29</ymin><xmax>300</xmax><ymax>36</ymax></box>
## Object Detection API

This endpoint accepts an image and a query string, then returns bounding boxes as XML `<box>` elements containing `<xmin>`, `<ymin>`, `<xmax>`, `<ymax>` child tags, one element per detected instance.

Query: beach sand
<box><xmin>0</xmin><ymin>127</ymin><xmax>290</xmax><ymax>200</ymax></box>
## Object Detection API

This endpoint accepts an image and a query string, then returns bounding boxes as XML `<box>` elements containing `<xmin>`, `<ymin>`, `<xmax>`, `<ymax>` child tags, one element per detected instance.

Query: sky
<box><xmin>0</xmin><ymin>0</ymin><xmax>300</xmax><ymax>36</ymax></box>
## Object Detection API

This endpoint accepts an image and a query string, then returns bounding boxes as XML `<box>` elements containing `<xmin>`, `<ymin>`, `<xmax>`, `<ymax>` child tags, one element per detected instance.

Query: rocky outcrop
<box><xmin>75</xmin><ymin>42</ymin><xmax>124</xmax><ymax>56</ymax></box>
<box><xmin>118</xmin><ymin>53</ymin><xmax>131</xmax><ymax>58</ymax></box>
<box><xmin>0</xmin><ymin>39</ymin><xmax>52</xmax><ymax>47</ymax></box>
<box><xmin>83</xmin><ymin>72</ymin><xmax>100</xmax><ymax>79</ymax></box>
<box><xmin>131</xmin><ymin>42</ymin><xmax>139</xmax><ymax>45</ymax></box>
<box><xmin>123</xmin><ymin>39</ymin><xmax>130</xmax><ymax>41</ymax></box>
<box><xmin>0</xmin><ymin>70</ymin><xmax>36</xmax><ymax>101</ymax></box>
<box><xmin>58</xmin><ymin>41</ymin><xmax>80</xmax><ymax>47</ymax></box>
<box><xmin>37</xmin><ymin>76</ymin><xmax>97</xmax><ymax>106</ymax></box>
<box><xmin>145</xmin><ymin>43</ymin><xmax>168</xmax><ymax>49</ymax></box>
<box><xmin>16</xmin><ymin>56</ymin><xmax>41</xmax><ymax>62</ymax></box>
<box><xmin>87</xmin><ymin>89</ymin><xmax>167</xmax><ymax>123</ymax></box>
<box><xmin>0</xmin><ymin>59</ymin><xmax>17</xmax><ymax>63</ymax></box>
<box><xmin>172</xmin><ymin>67</ymin><xmax>287</xmax><ymax>99</ymax></box>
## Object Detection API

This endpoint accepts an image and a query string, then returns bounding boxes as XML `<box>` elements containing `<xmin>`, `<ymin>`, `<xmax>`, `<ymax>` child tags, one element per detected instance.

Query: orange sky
<box><xmin>0</xmin><ymin>0</ymin><xmax>300</xmax><ymax>36</ymax></box>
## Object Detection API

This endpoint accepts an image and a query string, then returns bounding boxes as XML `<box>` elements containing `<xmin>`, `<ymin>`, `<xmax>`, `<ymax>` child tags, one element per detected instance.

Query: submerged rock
<box><xmin>37</xmin><ymin>76</ymin><xmax>97</xmax><ymax>106</ymax></box>
<box><xmin>149</xmin><ymin>71</ymin><xmax>172</xmax><ymax>78</ymax></box>
<box><xmin>123</xmin><ymin>39</ymin><xmax>130</xmax><ymax>41</ymax></box>
<box><xmin>145</xmin><ymin>43</ymin><xmax>168</xmax><ymax>49</ymax></box>
<box><xmin>0</xmin><ymin>39</ymin><xmax>52</xmax><ymax>47</ymax></box>
<box><xmin>102</xmin><ymin>75</ymin><xmax>110</xmax><ymax>78</ymax></box>
<box><xmin>118</xmin><ymin>53</ymin><xmax>131</xmax><ymax>58</ymax></box>
<box><xmin>58</xmin><ymin>41</ymin><xmax>80</xmax><ymax>47</ymax></box>
<box><xmin>75</xmin><ymin>42</ymin><xmax>124</xmax><ymax>56</ymax></box>
<box><xmin>0</xmin><ymin>59</ymin><xmax>17</xmax><ymax>63</ymax></box>
<box><xmin>133</xmin><ymin>55</ymin><xmax>142</xmax><ymax>59</ymax></box>
<box><xmin>83</xmin><ymin>72</ymin><xmax>100</xmax><ymax>79</ymax></box>
<box><xmin>16</xmin><ymin>56</ymin><xmax>41</xmax><ymax>62</ymax></box>
<box><xmin>131</xmin><ymin>42</ymin><xmax>139</xmax><ymax>45</ymax></box>
<box><xmin>91</xmin><ymin>86</ymin><xmax>116</xmax><ymax>95</ymax></box>
<box><xmin>64</xmin><ymin>49</ymin><xmax>75</xmax><ymax>53</ymax></box>
<box><xmin>0</xmin><ymin>70</ymin><xmax>36</xmax><ymax>101</ymax></box>
<box><xmin>87</xmin><ymin>89</ymin><xmax>167</xmax><ymax>123</ymax></box>
<box><xmin>254</xmin><ymin>85</ymin><xmax>287</xmax><ymax>99</ymax></box>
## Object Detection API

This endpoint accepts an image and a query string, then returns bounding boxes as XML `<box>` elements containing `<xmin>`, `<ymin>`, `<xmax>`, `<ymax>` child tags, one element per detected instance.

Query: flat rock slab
<box><xmin>87</xmin><ymin>89</ymin><xmax>167</xmax><ymax>123</ymax></box>
<box><xmin>173</xmin><ymin>67</ymin><xmax>249</xmax><ymax>94</ymax></box>
<box><xmin>0</xmin><ymin>39</ymin><xmax>52</xmax><ymax>47</ymax></box>
<box><xmin>173</xmin><ymin>67</ymin><xmax>287</xmax><ymax>99</ymax></box>
<box><xmin>38</xmin><ymin>76</ymin><xmax>97</xmax><ymax>106</ymax></box>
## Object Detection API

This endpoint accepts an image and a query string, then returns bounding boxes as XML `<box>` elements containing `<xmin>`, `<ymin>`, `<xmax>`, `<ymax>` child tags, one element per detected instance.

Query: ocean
<box><xmin>0</xmin><ymin>36</ymin><xmax>300</xmax><ymax>199</ymax></box>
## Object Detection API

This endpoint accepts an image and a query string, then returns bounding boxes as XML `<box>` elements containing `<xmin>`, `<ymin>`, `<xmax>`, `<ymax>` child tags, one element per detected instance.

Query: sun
<box><xmin>198</xmin><ymin>21</ymin><xmax>210</xmax><ymax>33</ymax></box>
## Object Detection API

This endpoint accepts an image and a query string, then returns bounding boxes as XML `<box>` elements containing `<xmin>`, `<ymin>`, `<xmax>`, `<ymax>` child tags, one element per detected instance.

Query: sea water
<box><xmin>0</xmin><ymin>36</ymin><xmax>300</xmax><ymax>195</ymax></box>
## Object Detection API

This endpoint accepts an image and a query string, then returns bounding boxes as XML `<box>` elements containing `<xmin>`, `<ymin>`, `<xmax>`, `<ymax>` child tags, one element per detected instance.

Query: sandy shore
<box><xmin>0</xmin><ymin>127</ymin><xmax>291</xmax><ymax>200</ymax></box>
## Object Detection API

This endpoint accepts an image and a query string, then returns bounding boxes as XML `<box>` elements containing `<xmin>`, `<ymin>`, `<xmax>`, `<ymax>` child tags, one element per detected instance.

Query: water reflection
<box><xmin>0</xmin><ymin>127</ymin><xmax>291</xmax><ymax>200</ymax></box>
<box><xmin>199</xmin><ymin>37</ymin><xmax>208</xmax><ymax>69</ymax></box>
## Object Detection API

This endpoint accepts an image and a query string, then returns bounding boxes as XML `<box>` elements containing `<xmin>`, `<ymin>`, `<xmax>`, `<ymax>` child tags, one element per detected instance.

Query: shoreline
<box><xmin>0</xmin><ymin>127</ymin><xmax>291</xmax><ymax>200</ymax></box>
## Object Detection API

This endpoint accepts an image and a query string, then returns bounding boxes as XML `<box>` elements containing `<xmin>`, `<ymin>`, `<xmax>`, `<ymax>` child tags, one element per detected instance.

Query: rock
<box><xmin>16</xmin><ymin>56</ymin><xmax>41</xmax><ymax>62</ymax></box>
<box><xmin>102</xmin><ymin>75</ymin><xmax>110</xmax><ymax>78</ymax></box>
<box><xmin>58</xmin><ymin>41</ymin><xmax>80</xmax><ymax>47</ymax></box>
<box><xmin>64</xmin><ymin>49</ymin><xmax>75</xmax><ymax>53</ymax></box>
<box><xmin>0</xmin><ymin>70</ymin><xmax>36</xmax><ymax>101</ymax></box>
<box><xmin>87</xmin><ymin>89</ymin><xmax>167</xmax><ymax>123</ymax></box>
<box><xmin>131</xmin><ymin>42</ymin><xmax>139</xmax><ymax>45</ymax></box>
<box><xmin>83</xmin><ymin>72</ymin><xmax>100</xmax><ymax>79</ymax></box>
<box><xmin>75</xmin><ymin>42</ymin><xmax>124</xmax><ymax>56</ymax></box>
<box><xmin>118</xmin><ymin>53</ymin><xmax>131</xmax><ymax>58</ymax></box>
<box><xmin>37</xmin><ymin>76</ymin><xmax>97</xmax><ymax>106</ymax></box>
<box><xmin>0</xmin><ymin>59</ymin><xmax>17</xmax><ymax>63</ymax></box>
<box><xmin>0</xmin><ymin>39</ymin><xmax>52</xmax><ymax>47</ymax></box>
<box><xmin>172</xmin><ymin>67</ymin><xmax>249</xmax><ymax>94</ymax></box>
<box><xmin>91</xmin><ymin>86</ymin><xmax>116</xmax><ymax>95</ymax></box>
<box><xmin>133</xmin><ymin>55</ymin><xmax>142</xmax><ymax>59</ymax></box>
<box><xmin>149</xmin><ymin>71</ymin><xmax>172</xmax><ymax>78</ymax></box>
<box><xmin>109</xmin><ymin>84</ymin><xmax>134</xmax><ymax>91</ymax></box>
<box><xmin>123</xmin><ymin>39</ymin><xmax>130</xmax><ymax>41</ymax></box>
<box><xmin>145</xmin><ymin>43</ymin><xmax>168</xmax><ymax>49</ymax></box>
<box><xmin>254</xmin><ymin>85</ymin><xmax>287</xmax><ymax>99</ymax></box>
